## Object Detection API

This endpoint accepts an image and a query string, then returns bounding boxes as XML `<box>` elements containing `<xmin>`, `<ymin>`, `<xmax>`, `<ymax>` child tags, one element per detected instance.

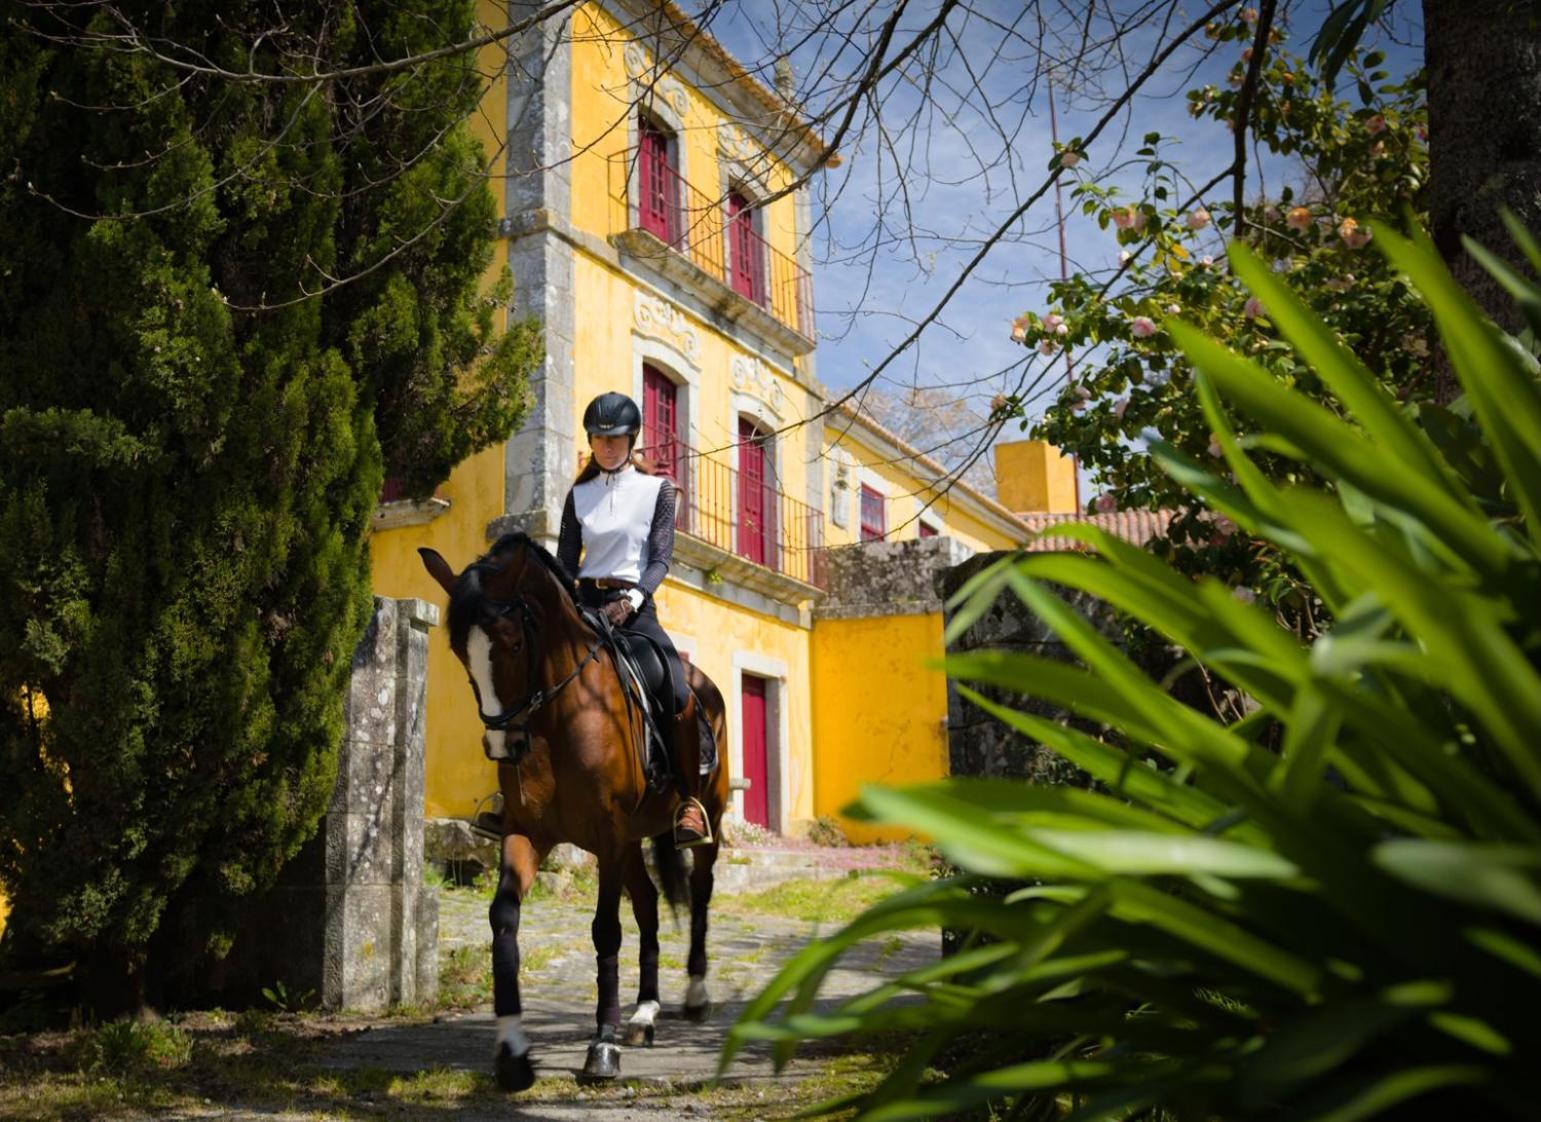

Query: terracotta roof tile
<box><xmin>1016</xmin><ymin>510</ymin><xmax>1175</xmax><ymax>553</ymax></box>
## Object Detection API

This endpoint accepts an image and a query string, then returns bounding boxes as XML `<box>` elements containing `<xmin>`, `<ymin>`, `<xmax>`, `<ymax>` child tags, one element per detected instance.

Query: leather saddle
<box><xmin>581</xmin><ymin>608</ymin><xmax>677</xmax><ymax>789</ymax></box>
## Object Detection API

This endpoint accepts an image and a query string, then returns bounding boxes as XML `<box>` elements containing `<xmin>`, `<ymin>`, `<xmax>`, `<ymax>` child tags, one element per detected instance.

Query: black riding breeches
<box><xmin>578</xmin><ymin>589</ymin><xmax>690</xmax><ymax>713</ymax></box>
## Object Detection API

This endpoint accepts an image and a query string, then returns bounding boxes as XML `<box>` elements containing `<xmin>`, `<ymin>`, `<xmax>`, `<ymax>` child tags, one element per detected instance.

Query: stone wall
<box><xmin>173</xmin><ymin>597</ymin><xmax>440</xmax><ymax>1012</ymax></box>
<box><xmin>814</xmin><ymin>536</ymin><xmax>971</xmax><ymax>620</ymax></box>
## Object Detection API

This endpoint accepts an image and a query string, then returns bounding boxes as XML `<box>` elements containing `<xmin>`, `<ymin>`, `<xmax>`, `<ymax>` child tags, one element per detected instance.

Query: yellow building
<box><xmin>368</xmin><ymin>1</ymin><xmax>1075</xmax><ymax>842</ymax></box>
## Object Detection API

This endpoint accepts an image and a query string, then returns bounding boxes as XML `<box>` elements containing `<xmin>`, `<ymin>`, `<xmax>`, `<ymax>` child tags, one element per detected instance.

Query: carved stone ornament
<box><xmin>634</xmin><ymin>292</ymin><xmax>701</xmax><ymax>371</ymax></box>
<box><xmin>829</xmin><ymin>447</ymin><xmax>853</xmax><ymax>528</ymax></box>
<box><xmin>730</xmin><ymin>354</ymin><xmax>786</xmax><ymax>418</ymax></box>
<box><xmin>623</xmin><ymin>43</ymin><xmax>688</xmax><ymax>121</ymax></box>
<box><xmin>717</xmin><ymin>122</ymin><xmax>757</xmax><ymax>165</ymax></box>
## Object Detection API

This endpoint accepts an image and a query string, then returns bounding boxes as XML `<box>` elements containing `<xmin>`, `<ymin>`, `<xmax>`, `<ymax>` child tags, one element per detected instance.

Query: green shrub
<box><xmin>727</xmin><ymin>218</ymin><xmax>1541</xmax><ymax>1121</ymax></box>
<box><xmin>73</xmin><ymin>1018</ymin><xmax>192</xmax><ymax>1075</ymax></box>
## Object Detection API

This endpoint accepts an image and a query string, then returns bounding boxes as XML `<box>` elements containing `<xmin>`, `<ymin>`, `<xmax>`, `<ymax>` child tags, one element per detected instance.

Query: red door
<box><xmin>736</xmin><ymin>418</ymin><xmax>774</xmax><ymax>565</ymax></box>
<box><xmin>638</xmin><ymin>118</ymin><xmax>677</xmax><ymax>245</ymax></box>
<box><xmin>727</xmin><ymin>191</ymin><xmax>765</xmax><ymax>305</ymax></box>
<box><xmin>740</xmin><ymin>675</ymin><xmax>769</xmax><ymax>828</ymax></box>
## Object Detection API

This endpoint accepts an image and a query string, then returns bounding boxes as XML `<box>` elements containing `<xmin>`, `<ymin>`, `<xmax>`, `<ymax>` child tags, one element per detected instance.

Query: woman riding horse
<box><xmin>417</xmin><ymin>402</ymin><xmax>731</xmax><ymax>1090</ymax></box>
<box><xmin>559</xmin><ymin>391</ymin><xmax>717</xmax><ymax>846</ymax></box>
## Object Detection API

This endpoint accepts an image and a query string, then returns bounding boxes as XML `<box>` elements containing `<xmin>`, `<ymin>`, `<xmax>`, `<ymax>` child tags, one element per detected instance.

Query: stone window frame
<box><xmin>728</xmin><ymin>649</ymin><xmax>791</xmax><ymax>833</ymax></box>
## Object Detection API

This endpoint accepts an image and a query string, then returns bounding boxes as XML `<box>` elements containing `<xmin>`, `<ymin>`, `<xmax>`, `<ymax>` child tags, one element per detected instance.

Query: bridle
<box><xmin>462</xmin><ymin>555</ymin><xmax>600</xmax><ymax>760</ymax></box>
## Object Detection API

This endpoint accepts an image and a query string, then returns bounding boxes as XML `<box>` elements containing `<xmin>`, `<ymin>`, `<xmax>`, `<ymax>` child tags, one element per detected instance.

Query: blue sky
<box><xmin>701</xmin><ymin>1</ymin><xmax>1425</xmax><ymax>490</ymax></box>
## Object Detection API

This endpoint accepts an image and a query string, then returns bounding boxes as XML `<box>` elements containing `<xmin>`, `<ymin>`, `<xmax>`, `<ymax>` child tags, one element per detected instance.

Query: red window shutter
<box><xmin>919</xmin><ymin>521</ymin><xmax>938</xmax><ymax>538</ymax></box>
<box><xmin>727</xmin><ymin>191</ymin><xmax>766</xmax><ymax>305</ymax></box>
<box><xmin>736</xmin><ymin>418</ymin><xmax>777</xmax><ymax>567</ymax></box>
<box><xmin>637</xmin><ymin>118</ymin><xmax>678</xmax><ymax>244</ymax></box>
<box><xmin>642</xmin><ymin>364</ymin><xmax>680</xmax><ymax>481</ymax></box>
<box><xmin>859</xmin><ymin>484</ymin><xmax>886</xmax><ymax>541</ymax></box>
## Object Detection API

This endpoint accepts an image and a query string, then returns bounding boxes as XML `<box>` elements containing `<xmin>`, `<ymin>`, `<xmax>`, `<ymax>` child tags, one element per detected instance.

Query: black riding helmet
<box><xmin>582</xmin><ymin>392</ymin><xmax>642</xmax><ymax>442</ymax></box>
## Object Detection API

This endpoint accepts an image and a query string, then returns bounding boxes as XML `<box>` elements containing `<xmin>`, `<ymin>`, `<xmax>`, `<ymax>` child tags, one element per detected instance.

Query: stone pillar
<box><xmin>318</xmin><ymin>596</ymin><xmax>440</xmax><ymax>1011</ymax></box>
<box><xmin>492</xmin><ymin>2</ymin><xmax>577</xmax><ymax>549</ymax></box>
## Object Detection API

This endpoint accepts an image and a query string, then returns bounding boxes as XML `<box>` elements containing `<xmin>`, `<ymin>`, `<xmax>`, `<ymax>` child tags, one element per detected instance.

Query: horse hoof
<box><xmin>580</xmin><ymin>1037</ymin><xmax>622</xmax><ymax>1081</ymax></box>
<box><xmin>620</xmin><ymin>1021</ymin><xmax>655</xmax><ymax>1048</ymax></box>
<box><xmin>494</xmin><ymin>1042</ymin><xmax>535</xmax><ymax>1093</ymax></box>
<box><xmin>683</xmin><ymin>1001</ymin><xmax>712</xmax><ymax>1024</ymax></box>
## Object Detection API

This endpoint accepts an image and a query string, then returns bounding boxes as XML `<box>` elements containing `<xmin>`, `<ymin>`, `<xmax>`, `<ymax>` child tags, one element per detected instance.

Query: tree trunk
<box><xmin>1424</xmin><ymin>0</ymin><xmax>1541</xmax><ymax>351</ymax></box>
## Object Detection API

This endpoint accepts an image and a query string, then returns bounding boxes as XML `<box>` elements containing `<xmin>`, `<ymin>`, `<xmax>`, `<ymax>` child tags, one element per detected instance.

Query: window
<box><xmin>643</xmin><ymin>365</ymin><xmax>687</xmax><ymax>532</ymax></box>
<box><xmin>919</xmin><ymin>520</ymin><xmax>939</xmax><ymax>538</ymax></box>
<box><xmin>726</xmin><ymin>190</ymin><xmax>766</xmax><ymax>306</ymax></box>
<box><xmin>859</xmin><ymin>484</ymin><xmax>886</xmax><ymax>542</ymax></box>
<box><xmin>737</xmin><ymin>418</ymin><xmax>777</xmax><ymax>566</ymax></box>
<box><xmin>637</xmin><ymin>116</ymin><xmax>679</xmax><ymax>245</ymax></box>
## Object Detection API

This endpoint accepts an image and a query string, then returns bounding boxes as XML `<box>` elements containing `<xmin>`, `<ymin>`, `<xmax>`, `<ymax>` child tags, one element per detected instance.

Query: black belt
<box><xmin>579</xmin><ymin>577</ymin><xmax>638</xmax><ymax>591</ymax></box>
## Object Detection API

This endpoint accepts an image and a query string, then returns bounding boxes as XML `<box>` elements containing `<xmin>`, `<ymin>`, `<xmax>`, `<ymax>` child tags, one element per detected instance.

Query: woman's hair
<box><xmin>574</xmin><ymin>446</ymin><xmax>656</xmax><ymax>485</ymax></box>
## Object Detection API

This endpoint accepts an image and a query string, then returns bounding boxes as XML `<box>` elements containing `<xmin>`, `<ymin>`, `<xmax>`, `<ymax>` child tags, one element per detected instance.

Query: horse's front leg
<box><xmin>621</xmin><ymin>844</ymin><xmax>661</xmax><ymax>1047</ymax></box>
<box><xmin>581</xmin><ymin>850</ymin><xmax>626</xmax><ymax>1080</ymax></box>
<box><xmin>491</xmin><ymin>831</ymin><xmax>543</xmax><ymax>1092</ymax></box>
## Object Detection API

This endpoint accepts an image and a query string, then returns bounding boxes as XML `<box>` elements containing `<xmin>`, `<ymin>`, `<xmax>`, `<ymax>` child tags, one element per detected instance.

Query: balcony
<box><xmin>607</xmin><ymin>150</ymin><xmax>816</xmax><ymax>355</ymax></box>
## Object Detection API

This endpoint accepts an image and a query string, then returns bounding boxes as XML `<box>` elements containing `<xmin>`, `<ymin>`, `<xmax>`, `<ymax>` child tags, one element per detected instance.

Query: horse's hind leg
<box><xmin>684</xmin><ymin>839</ymin><xmax>718</xmax><ymax>1021</ymax></box>
<box><xmin>490</xmin><ymin>832</ymin><xmax>543</xmax><ymax>1092</ymax></box>
<box><xmin>621</xmin><ymin>844</ymin><xmax>660</xmax><ymax>1047</ymax></box>
<box><xmin>581</xmin><ymin>851</ymin><xmax>625</xmax><ymax>1081</ymax></box>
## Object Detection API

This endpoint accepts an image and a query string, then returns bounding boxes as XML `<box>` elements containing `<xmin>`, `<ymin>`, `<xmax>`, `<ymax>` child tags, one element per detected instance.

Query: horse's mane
<box><xmin>446</xmin><ymin>532</ymin><xmax>579</xmax><ymax>653</ymax></box>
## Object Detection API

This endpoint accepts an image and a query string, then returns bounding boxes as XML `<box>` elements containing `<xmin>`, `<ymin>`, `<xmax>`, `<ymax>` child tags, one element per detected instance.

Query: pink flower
<box><xmin>1187</xmin><ymin>208</ymin><xmax>1211</xmax><ymax>230</ymax></box>
<box><xmin>1010</xmin><ymin>316</ymin><xmax>1028</xmax><ymax>343</ymax></box>
<box><xmin>1094</xmin><ymin>493</ymin><xmax>1118</xmax><ymax>514</ymax></box>
<box><xmin>1112</xmin><ymin>206</ymin><xmax>1146</xmax><ymax>232</ymax></box>
<box><xmin>1285</xmin><ymin>206</ymin><xmax>1313</xmax><ymax>231</ymax></box>
<box><xmin>989</xmin><ymin>393</ymin><xmax>1009</xmax><ymax>414</ymax></box>
<box><xmin>1201</xmin><ymin>254</ymin><xmax>1215</xmax><ymax>267</ymax></box>
<box><xmin>1043</xmin><ymin>312</ymin><xmax>1065</xmax><ymax>332</ymax></box>
<box><xmin>1207</xmin><ymin>434</ymin><xmax>1225</xmax><ymax>458</ymax></box>
<box><xmin>1241</xmin><ymin>7</ymin><xmax>1259</xmax><ymax>22</ymax></box>
<box><xmin>1213</xmin><ymin>515</ymin><xmax>1237</xmax><ymax>538</ymax></box>
<box><xmin>1165</xmin><ymin>303</ymin><xmax>1181</xmax><ymax>316</ymax></box>
<box><xmin>1365</xmin><ymin>114</ymin><xmax>1387</xmax><ymax>136</ymax></box>
<box><xmin>1264</xmin><ymin>204</ymin><xmax>1282</xmax><ymax>223</ymax></box>
<box><xmin>1130</xmin><ymin>316</ymin><xmax>1158</xmax><ymax>339</ymax></box>
<box><xmin>1038</xmin><ymin>339</ymin><xmax>1057</xmax><ymax>356</ymax></box>
<box><xmin>1112</xmin><ymin>396</ymin><xmax>1130</xmax><ymax>421</ymax></box>
<box><xmin>1059</xmin><ymin>149</ymin><xmax>1081</xmax><ymax>168</ymax></box>
<box><xmin>1070</xmin><ymin>384</ymin><xmax>1091</xmax><ymax>411</ymax></box>
<box><xmin>1339</xmin><ymin>217</ymin><xmax>1373</xmax><ymax>249</ymax></box>
<box><xmin>1244</xmin><ymin>296</ymin><xmax>1265</xmax><ymax>319</ymax></box>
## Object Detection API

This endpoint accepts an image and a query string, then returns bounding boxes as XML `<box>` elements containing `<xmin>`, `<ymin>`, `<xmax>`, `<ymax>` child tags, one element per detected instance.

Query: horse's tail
<box><xmin>649</xmin><ymin>831</ymin><xmax>688</xmax><ymax>920</ymax></box>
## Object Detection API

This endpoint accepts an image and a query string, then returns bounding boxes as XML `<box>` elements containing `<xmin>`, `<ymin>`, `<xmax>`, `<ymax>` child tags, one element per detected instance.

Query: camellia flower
<box><xmin>1113</xmin><ymin>396</ymin><xmax>1130</xmax><ymax>420</ymax></box>
<box><xmin>1038</xmin><ymin>339</ymin><xmax>1056</xmax><ymax>356</ymax></box>
<box><xmin>1187</xmin><ymin>207</ymin><xmax>1211</xmax><ymax>230</ymax></box>
<box><xmin>1200</xmin><ymin>254</ymin><xmax>1215</xmax><ymax>267</ymax></box>
<box><xmin>1339</xmin><ymin>217</ymin><xmax>1373</xmax><ymax>249</ymax></box>
<box><xmin>1325</xmin><ymin>273</ymin><xmax>1356</xmax><ymax>292</ymax></box>
<box><xmin>1112</xmin><ymin>206</ymin><xmax>1146</xmax><ymax>232</ymax></box>
<box><xmin>1244</xmin><ymin>296</ymin><xmax>1265</xmax><ymax>319</ymax></box>
<box><xmin>1094</xmin><ymin>493</ymin><xmax>1118</xmax><ymax>514</ymax></box>
<box><xmin>1010</xmin><ymin>316</ymin><xmax>1029</xmax><ymax>343</ymax></box>
<box><xmin>1286</xmin><ymin>205</ymin><xmax>1313</xmax><ymax>231</ymax></box>
<box><xmin>1043</xmin><ymin>312</ymin><xmax>1065</xmax><ymax>332</ymax></box>
<box><xmin>1165</xmin><ymin>303</ymin><xmax>1181</xmax><ymax>316</ymax></box>
<box><xmin>1130</xmin><ymin>316</ymin><xmax>1158</xmax><ymax>338</ymax></box>
<box><xmin>1059</xmin><ymin>149</ymin><xmax>1082</xmax><ymax>168</ymax></box>
<box><xmin>990</xmin><ymin>393</ymin><xmax>1010</xmax><ymax>414</ymax></box>
<box><xmin>1119</xmin><ymin>249</ymin><xmax>1133</xmax><ymax>264</ymax></box>
<box><xmin>1264</xmin><ymin>204</ymin><xmax>1282</xmax><ymax>223</ymax></box>
<box><xmin>1365</xmin><ymin>114</ymin><xmax>1387</xmax><ymax>136</ymax></box>
<box><xmin>1070</xmin><ymin>384</ymin><xmax>1092</xmax><ymax>411</ymax></box>
<box><xmin>1241</xmin><ymin>6</ymin><xmax>1259</xmax><ymax>22</ymax></box>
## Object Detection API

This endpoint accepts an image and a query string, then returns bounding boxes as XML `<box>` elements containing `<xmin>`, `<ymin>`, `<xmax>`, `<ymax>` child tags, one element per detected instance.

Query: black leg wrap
<box><xmin>490</xmin><ymin>888</ymin><xmax>523</xmax><ymax>1016</ymax></box>
<box><xmin>637</xmin><ymin>939</ymin><xmax>660</xmax><ymax>1005</ymax></box>
<box><xmin>688</xmin><ymin>892</ymin><xmax>710</xmax><ymax>979</ymax></box>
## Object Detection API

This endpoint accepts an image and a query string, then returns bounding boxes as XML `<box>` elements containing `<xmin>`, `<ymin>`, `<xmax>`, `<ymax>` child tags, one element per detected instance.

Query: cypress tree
<box><xmin>0</xmin><ymin>0</ymin><xmax>539</xmax><ymax>1008</ymax></box>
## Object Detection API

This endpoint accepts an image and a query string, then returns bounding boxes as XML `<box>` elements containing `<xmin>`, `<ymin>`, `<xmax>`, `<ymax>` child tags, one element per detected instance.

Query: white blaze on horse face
<box><xmin>466</xmin><ymin>626</ymin><xmax>505</xmax><ymax>758</ymax></box>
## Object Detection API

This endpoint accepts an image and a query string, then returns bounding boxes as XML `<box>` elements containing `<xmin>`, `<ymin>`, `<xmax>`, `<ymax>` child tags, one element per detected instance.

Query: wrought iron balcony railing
<box><xmin>580</xmin><ymin>444</ymin><xmax>826</xmax><ymax>590</ymax></box>
<box><xmin>607</xmin><ymin>150</ymin><xmax>815</xmax><ymax>346</ymax></box>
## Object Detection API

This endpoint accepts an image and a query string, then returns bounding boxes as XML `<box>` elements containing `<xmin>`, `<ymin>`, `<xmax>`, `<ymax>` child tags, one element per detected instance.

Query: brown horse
<box><xmin>418</xmin><ymin>534</ymin><xmax>730</xmax><ymax>1090</ymax></box>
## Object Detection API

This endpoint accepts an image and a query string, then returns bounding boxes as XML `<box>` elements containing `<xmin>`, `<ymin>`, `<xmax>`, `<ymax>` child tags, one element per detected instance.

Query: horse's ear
<box><xmin>418</xmin><ymin>547</ymin><xmax>458</xmax><ymax>595</ymax></box>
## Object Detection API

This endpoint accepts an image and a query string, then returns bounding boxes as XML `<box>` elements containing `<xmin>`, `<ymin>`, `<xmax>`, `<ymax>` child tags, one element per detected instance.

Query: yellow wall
<box><xmin>826</xmin><ymin>428</ymin><xmax>1024</xmax><ymax>554</ymax></box>
<box><xmin>997</xmin><ymin>439</ymin><xmax>1079</xmax><ymax>514</ymax></box>
<box><xmin>812</xmin><ymin>613</ymin><xmax>948</xmax><ymax>842</ymax></box>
